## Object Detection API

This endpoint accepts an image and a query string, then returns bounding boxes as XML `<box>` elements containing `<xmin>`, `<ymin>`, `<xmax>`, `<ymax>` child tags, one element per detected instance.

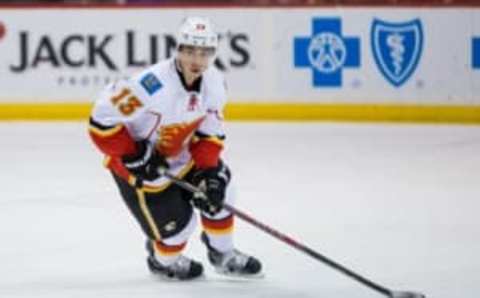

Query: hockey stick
<box><xmin>159</xmin><ymin>169</ymin><xmax>425</xmax><ymax>298</ymax></box>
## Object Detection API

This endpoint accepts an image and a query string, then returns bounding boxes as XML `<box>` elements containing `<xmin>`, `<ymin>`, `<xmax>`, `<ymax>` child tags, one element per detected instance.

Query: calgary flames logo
<box><xmin>156</xmin><ymin>117</ymin><xmax>205</xmax><ymax>157</ymax></box>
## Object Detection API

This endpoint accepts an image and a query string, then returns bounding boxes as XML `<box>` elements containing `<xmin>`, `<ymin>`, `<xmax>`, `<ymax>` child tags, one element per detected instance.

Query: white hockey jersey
<box><xmin>89</xmin><ymin>58</ymin><xmax>227</xmax><ymax>191</ymax></box>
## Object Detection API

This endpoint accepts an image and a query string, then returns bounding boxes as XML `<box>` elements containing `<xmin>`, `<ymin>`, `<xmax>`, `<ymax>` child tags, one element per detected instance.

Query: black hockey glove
<box><xmin>122</xmin><ymin>140</ymin><xmax>168</xmax><ymax>187</ymax></box>
<box><xmin>191</xmin><ymin>161</ymin><xmax>231</xmax><ymax>216</ymax></box>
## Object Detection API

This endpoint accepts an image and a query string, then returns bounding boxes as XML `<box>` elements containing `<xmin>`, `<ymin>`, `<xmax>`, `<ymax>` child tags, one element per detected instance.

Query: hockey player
<box><xmin>88</xmin><ymin>17</ymin><xmax>261</xmax><ymax>280</ymax></box>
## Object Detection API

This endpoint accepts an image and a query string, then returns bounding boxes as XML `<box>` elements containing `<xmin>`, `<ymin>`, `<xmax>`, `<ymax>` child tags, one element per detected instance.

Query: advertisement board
<box><xmin>0</xmin><ymin>9</ymin><xmax>258</xmax><ymax>102</ymax></box>
<box><xmin>0</xmin><ymin>7</ymin><xmax>479</xmax><ymax>121</ymax></box>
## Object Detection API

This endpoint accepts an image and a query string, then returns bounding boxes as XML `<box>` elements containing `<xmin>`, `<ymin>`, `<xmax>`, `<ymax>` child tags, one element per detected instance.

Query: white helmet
<box><xmin>177</xmin><ymin>17</ymin><xmax>218</xmax><ymax>50</ymax></box>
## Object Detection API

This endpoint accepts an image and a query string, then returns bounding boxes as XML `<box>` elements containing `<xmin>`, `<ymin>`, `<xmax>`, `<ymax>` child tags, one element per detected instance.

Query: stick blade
<box><xmin>390</xmin><ymin>291</ymin><xmax>426</xmax><ymax>298</ymax></box>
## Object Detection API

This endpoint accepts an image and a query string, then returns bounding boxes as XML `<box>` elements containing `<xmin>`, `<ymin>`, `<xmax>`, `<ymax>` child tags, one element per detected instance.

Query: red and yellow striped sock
<box><xmin>153</xmin><ymin>240</ymin><xmax>187</xmax><ymax>266</ymax></box>
<box><xmin>201</xmin><ymin>214</ymin><xmax>234</xmax><ymax>253</ymax></box>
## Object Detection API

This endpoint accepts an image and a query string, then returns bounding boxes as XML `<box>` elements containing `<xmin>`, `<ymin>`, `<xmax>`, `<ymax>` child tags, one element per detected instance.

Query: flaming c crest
<box><xmin>156</xmin><ymin>117</ymin><xmax>205</xmax><ymax>157</ymax></box>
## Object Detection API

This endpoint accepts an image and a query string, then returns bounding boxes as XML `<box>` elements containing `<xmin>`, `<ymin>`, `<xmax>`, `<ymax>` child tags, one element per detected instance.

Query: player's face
<box><xmin>177</xmin><ymin>45</ymin><xmax>215</xmax><ymax>79</ymax></box>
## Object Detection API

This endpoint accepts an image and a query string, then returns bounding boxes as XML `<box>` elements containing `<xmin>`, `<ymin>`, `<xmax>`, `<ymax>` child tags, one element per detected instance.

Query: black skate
<box><xmin>201</xmin><ymin>232</ymin><xmax>263</xmax><ymax>278</ymax></box>
<box><xmin>146</xmin><ymin>240</ymin><xmax>204</xmax><ymax>280</ymax></box>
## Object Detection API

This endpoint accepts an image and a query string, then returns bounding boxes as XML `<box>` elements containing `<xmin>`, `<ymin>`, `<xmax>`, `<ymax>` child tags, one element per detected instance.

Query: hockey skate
<box><xmin>201</xmin><ymin>232</ymin><xmax>263</xmax><ymax>278</ymax></box>
<box><xmin>146</xmin><ymin>240</ymin><xmax>204</xmax><ymax>280</ymax></box>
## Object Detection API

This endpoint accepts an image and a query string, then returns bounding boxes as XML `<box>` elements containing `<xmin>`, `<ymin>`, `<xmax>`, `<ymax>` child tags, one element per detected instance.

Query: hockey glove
<box><xmin>122</xmin><ymin>140</ymin><xmax>168</xmax><ymax>187</ymax></box>
<box><xmin>191</xmin><ymin>162</ymin><xmax>231</xmax><ymax>216</ymax></box>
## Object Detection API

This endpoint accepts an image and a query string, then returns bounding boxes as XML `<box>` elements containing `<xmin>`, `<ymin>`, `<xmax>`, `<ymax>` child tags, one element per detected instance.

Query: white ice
<box><xmin>1</xmin><ymin>121</ymin><xmax>479</xmax><ymax>298</ymax></box>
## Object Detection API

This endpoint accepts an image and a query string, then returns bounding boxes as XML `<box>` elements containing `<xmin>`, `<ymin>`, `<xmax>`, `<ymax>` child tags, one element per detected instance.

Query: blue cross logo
<box><xmin>473</xmin><ymin>37</ymin><xmax>480</xmax><ymax>69</ymax></box>
<box><xmin>294</xmin><ymin>18</ymin><xmax>360</xmax><ymax>87</ymax></box>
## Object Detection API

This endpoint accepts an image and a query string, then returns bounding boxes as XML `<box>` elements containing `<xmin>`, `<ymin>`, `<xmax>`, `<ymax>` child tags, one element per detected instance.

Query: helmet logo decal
<box><xmin>177</xmin><ymin>17</ymin><xmax>218</xmax><ymax>50</ymax></box>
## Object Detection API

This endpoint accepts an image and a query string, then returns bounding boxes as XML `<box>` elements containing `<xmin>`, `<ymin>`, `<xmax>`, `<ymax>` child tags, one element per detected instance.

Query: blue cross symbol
<box><xmin>473</xmin><ymin>37</ymin><xmax>480</xmax><ymax>69</ymax></box>
<box><xmin>294</xmin><ymin>18</ymin><xmax>360</xmax><ymax>87</ymax></box>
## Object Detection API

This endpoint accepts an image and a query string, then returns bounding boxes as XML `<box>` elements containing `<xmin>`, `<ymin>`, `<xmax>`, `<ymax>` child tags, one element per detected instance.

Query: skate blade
<box><xmin>149</xmin><ymin>272</ymin><xmax>207</xmax><ymax>282</ymax></box>
<box><xmin>213</xmin><ymin>268</ymin><xmax>265</xmax><ymax>280</ymax></box>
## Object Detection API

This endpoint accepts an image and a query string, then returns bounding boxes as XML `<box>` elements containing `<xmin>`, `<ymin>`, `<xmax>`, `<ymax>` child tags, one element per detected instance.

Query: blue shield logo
<box><xmin>371</xmin><ymin>19</ymin><xmax>423</xmax><ymax>87</ymax></box>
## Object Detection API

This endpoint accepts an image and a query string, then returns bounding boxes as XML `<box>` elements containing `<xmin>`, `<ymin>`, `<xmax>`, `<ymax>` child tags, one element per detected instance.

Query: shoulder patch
<box><xmin>140</xmin><ymin>73</ymin><xmax>162</xmax><ymax>95</ymax></box>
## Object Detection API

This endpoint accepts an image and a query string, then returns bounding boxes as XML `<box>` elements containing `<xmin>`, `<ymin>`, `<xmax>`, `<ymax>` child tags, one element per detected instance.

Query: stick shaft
<box><xmin>222</xmin><ymin>203</ymin><xmax>391</xmax><ymax>296</ymax></box>
<box><xmin>163</xmin><ymin>171</ymin><xmax>392</xmax><ymax>297</ymax></box>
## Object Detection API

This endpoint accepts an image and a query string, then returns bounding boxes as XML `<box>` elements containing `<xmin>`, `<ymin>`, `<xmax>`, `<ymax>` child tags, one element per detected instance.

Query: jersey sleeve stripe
<box><xmin>195</xmin><ymin>130</ymin><xmax>226</xmax><ymax>140</ymax></box>
<box><xmin>88</xmin><ymin>117</ymin><xmax>124</xmax><ymax>138</ymax></box>
<box><xmin>202</xmin><ymin>136</ymin><xmax>224</xmax><ymax>147</ymax></box>
<box><xmin>191</xmin><ymin>133</ymin><xmax>225</xmax><ymax>148</ymax></box>
<box><xmin>89</xmin><ymin>117</ymin><xmax>114</xmax><ymax>130</ymax></box>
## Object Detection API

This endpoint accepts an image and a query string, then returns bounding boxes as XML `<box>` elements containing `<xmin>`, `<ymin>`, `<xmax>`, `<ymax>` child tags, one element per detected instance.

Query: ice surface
<box><xmin>1</xmin><ymin>122</ymin><xmax>479</xmax><ymax>298</ymax></box>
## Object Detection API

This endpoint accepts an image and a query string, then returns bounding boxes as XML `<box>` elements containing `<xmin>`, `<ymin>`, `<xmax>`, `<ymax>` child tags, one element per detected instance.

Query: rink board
<box><xmin>1</xmin><ymin>102</ymin><xmax>480</xmax><ymax>123</ymax></box>
<box><xmin>0</xmin><ymin>7</ymin><xmax>479</xmax><ymax>121</ymax></box>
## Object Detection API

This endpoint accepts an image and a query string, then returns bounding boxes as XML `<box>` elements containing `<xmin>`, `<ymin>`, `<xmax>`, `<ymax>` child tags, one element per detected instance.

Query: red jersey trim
<box><xmin>89</xmin><ymin>123</ymin><xmax>137</xmax><ymax>157</ymax></box>
<box><xmin>190</xmin><ymin>138</ymin><xmax>223</xmax><ymax>169</ymax></box>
